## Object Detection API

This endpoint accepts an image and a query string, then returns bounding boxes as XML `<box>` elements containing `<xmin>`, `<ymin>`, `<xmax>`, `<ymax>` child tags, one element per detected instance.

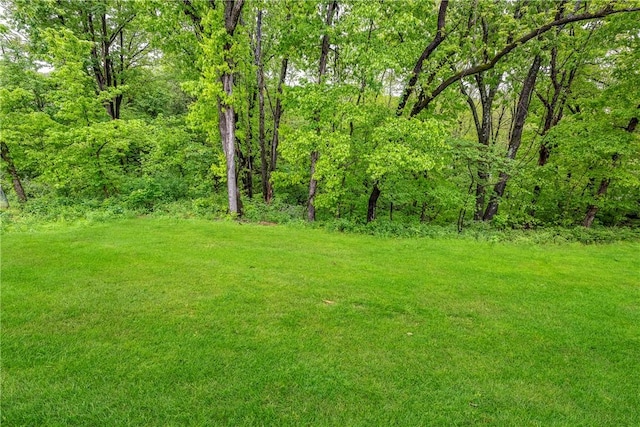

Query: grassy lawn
<box><xmin>2</xmin><ymin>218</ymin><xmax>639</xmax><ymax>426</ymax></box>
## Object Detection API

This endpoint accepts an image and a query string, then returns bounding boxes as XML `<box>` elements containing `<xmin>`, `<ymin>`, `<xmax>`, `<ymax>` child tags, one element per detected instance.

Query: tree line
<box><xmin>1</xmin><ymin>0</ymin><xmax>639</xmax><ymax>228</ymax></box>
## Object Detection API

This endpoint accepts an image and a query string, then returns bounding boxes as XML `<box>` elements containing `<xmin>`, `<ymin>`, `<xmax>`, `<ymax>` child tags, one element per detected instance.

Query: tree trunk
<box><xmin>626</xmin><ymin>113</ymin><xmax>638</xmax><ymax>133</ymax></box>
<box><xmin>582</xmin><ymin>178</ymin><xmax>610</xmax><ymax>227</ymax></box>
<box><xmin>474</xmin><ymin>170</ymin><xmax>488</xmax><ymax>220</ymax></box>
<box><xmin>581</xmin><ymin>107</ymin><xmax>638</xmax><ymax>227</ymax></box>
<box><xmin>0</xmin><ymin>183</ymin><xmax>8</xmax><ymax>209</ymax></box>
<box><xmin>366</xmin><ymin>182</ymin><xmax>381</xmax><ymax>223</ymax></box>
<box><xmin>318</xmin><ymin>2</ymin><xmax>337</xmax><ymax>81</ymax></box>
<box><xmin>307</xmin><ymin>150</ymin><xmax>319</xmax><ymax>222</ymax></box>
<box><xmin>255</xmin><ymin>10</ymin><xmax>268</xmax><ymax>202</ymax></box>
<box><xmin>307</xmin><ymin>0</ymin><xmax>337</xmax><ymax>222</ymax></box>
<box><xmin>483</xmin><ymin>55</ymin><xmax>541</xmax><ymax>221</ymax></box>
<box><xmin>530</xmin><ymin>45</ymin><xmax>578</xmax><ymax>217</ymax></box>
<box><xmin>219</xmin><ymin>71</ymin><xmax>240</xmax><ymax>215</ymax></box>
<box><xmin>0</xmin><ymin>142</ymin><xmax>27</xmax><ymax>203</ymax></box>
<box><xmin>461</xmin><ymin>72</ymin><xmax>500</xmax><ymax>220</ymax></box>
<box><xmin>482</xmin><ymin>171</ymin><xmax>507</xmax><ymax>221</ymax></box>
<box><xmin>241</xmin><ymin>94</ymin><xmax>255</xmax><ymax>199</ymax></box>
<box><xmin>217</xmin><ymin>0</ymin><xmax>245</xmax><ymax>216</ymax></box>
<box><xmin>420</xmin><ymin>201</ymin><xmax>428</xmax><ymax>222</ymax></box>
<box><xmin>100</xmin><ymin>13</ymin><xmax>121</xmax><ymax>120</ymax></box>
<box><xmin>266</xmin><ymin>57</ymin><xmax>288</xmax><ymax>203</ymax></box>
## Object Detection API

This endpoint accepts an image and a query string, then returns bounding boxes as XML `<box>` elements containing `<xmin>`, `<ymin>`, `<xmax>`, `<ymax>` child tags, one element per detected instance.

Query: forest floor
<box><xmin>2</xmin><ymin>218</ymin><xmax>639</xmax><ymax>425</ymax></box>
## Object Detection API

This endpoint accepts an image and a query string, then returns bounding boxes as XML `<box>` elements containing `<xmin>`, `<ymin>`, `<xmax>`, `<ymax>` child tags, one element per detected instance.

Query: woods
<box><xmin>1</xmin><ymin>0</ymin><xmax>639</xmax><ymax>229</ymax></box>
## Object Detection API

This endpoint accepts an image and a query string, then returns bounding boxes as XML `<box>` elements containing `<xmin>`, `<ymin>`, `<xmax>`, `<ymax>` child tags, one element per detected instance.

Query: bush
<box><xmin>241</xmin><ymin>198</ymin><xmax>305</xmax><ymax>224</ymax></box>
<box><xmin>315</xmin><ymin>217</ymin><xmax>640</xmax><ymax>244</ymax></box>
<box><xmin>123</xmin><ymin>176</ymin><xmax>189</xmax><ymax>212</ymax></box>
<box><xmin>4</xmin><ymin>189</ymin><xmax>638</xmax><ymax>245</ymax></box>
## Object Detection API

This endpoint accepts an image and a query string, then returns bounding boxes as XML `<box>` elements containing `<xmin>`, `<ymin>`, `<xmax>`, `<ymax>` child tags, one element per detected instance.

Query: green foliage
<box><xmin>241</xmin><ymin>197</ymin><xmax>306</xmax><ymax>224</ymax></box>
<box><xmin>318</xmin><ymin>217</ymin><xmax>640</xmax><ymax>244</ymax></box>
<box><xmin>39</xmin><ymin>119</ymin><xmax>147</xmax><ymax>197</ymax></box>
<box><xmin>1</xmin><ymin>0</ymin><xmax>639</xmax><ymax>229</ymax></box>
<box><xmin>125</xmin><ymin>68</ymin><xmax>190</xmax><ymax>119</ymax></box>
<box><xmin>142</xmin><ymin>116</ymin><xmax>214</xmax><ymax>196</ymax></box>
<box><xmin>367</xmin><ymin>117</ymin><xmax>448</xmax><ymax>194</ymax></box>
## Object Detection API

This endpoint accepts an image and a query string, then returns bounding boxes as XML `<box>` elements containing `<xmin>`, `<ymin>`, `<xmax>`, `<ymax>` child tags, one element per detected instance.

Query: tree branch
<box><xmin>183</xmin><ymin>0</ymin><xmax>204</xmax><ymax>37</ymax></box>
<box><xmin>410</xmin><ymin>5</ymin><xmax>640</xmax><ymax>117</ymax></box>
<box><xmin>396</xmin><ymin>0</ymin><xmax>449</xmax><ymax>116</ymax></box>
<box><xmin>109</xmin><ymin>14</ymin><xmax>137</xmax><ymax>45</ymax></box>
<box><xmin>225</xmin><ymin>0</ymin><xmax>245</xmax><ymax>35</ymax></box>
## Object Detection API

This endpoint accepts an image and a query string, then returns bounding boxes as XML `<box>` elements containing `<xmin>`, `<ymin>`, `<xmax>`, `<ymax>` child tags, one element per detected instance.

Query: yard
<box><xmin>2</xmin><ymin>218</ymin><xmax>639</xmax><ymax>425</ymax></box>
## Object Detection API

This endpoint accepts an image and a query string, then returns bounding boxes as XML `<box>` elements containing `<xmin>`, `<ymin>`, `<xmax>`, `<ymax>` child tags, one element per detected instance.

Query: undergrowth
<box><xmin>2</xmin><ymin>196</ymin><xmax>638</xmax><ymax>244</ymax></box>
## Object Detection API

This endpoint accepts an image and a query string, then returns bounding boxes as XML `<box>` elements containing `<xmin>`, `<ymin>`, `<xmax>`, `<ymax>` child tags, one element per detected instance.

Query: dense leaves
<box><xmin>1</xmin><ymin>0</ymin><xmax>638</xmax><ymax>228</ymax></box>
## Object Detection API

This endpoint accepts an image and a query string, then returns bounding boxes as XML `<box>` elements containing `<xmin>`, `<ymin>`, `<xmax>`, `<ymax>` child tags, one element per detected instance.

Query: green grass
<box><xmin>2</xmin><ymin>218</ymin><xmax>639</xmax><ymax>426</ymax></box>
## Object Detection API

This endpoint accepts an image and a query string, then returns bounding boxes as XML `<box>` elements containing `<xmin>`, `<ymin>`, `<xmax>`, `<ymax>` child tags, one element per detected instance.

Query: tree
<box><xmin>398</xmin><ymin>1</ymin><xmax>640</xmax><ymax>118</ymax></box>
<box><xmin>8</xmin><ymin>0</ymin><xmax>150</xmax><ymax>120</ymax></box>
<box><xmin>365</xmin><ymin>117</ymin><xmax>448</xmax><ymax>222</ymax></box>
<box><xmin>306</xmin><ymin>0</ymin><xmax>338</xmax><ymax>222</ymax></box>
<box><xmin>216</xmin><ymin>0</ymin><xmax>245</xmax><ymax>215</ymax></box>
<box><xmin>1</xmin><ymin>0</ymin><xmax>639</xmax><ymax>228</ymax></box>
<box><xmin>0</xmin><ymin>24</ymin><xmax>52</xmax><ymax>203</ymax></box>
<box><xmin>254</xmin><ymin>8</ymin><xmax>267</xmax><ymax>202</ymax></box>
<box><xmin>0</xmin><ymin>141</ymin><xmax>26</xmax><ymax>203</ymax></box>
<box><xmin>482</xmin><ymin>55</ymin><xmax>542</xmax><ymax>221</ymax></box>
<box><xmin>179</xmin><ymin>0</ymin><xmax>245</xmax><ymax>215</ymax></box>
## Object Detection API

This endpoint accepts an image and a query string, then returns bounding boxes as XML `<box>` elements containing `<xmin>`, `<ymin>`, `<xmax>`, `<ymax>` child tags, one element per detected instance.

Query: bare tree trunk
<box><xmin>181</xmin><ymin>0</ymin><xmax>243</xmax><ymax>213</ymax></box>
<box><xmin>216</xmin><ymin>0</ymin><xmax>245</xmax><ymax>215</ymax></box>
<box><xmin>307</xmin><ymin>147</ymin><xmax>319</xmax><ymax>220</ymax></box>
<box><xmin>0</xmin><ymin>141</ymin><xmax>27</xmax><ymax>203</ymax></box>
<box><xmin>530</xmin><ymin>42</ymin><xmax>579</xmax><ymax>217</ymax></box>
<box><xmin>420</xmin><ymin>201</ymin><xmax>428</xmax><ymax>222</ymax></box>
<box><xmin>474</xmin><ymin>170</ymin><xmax>488</xmax><ymax>220</ymax></box>
<box><xmin>100</xmin><ymin>13</ymin><xmax>122</xmax><ymax>120</ymax></box>
<box><xmin>219</xmin><ymin>71</ymin><xmax>240</xmax><ymax>214</ymax></box>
